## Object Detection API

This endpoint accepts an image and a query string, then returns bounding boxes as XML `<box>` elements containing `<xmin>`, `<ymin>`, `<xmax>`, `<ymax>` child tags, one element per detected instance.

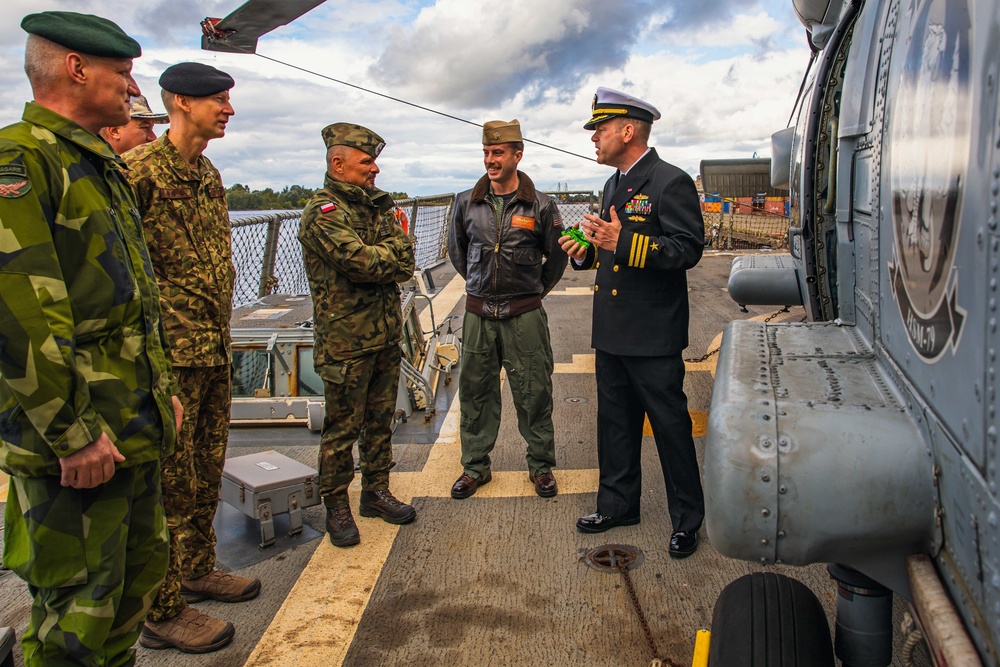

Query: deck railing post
<box><xmin>408</xmin><ymin>200</ymin><xmax>419</xmax><ymax>242</ymax></box>
<box><xmin>259</xmin><ymin>214</ymin><xmax>283</xmax><ymax>298</ymax></box>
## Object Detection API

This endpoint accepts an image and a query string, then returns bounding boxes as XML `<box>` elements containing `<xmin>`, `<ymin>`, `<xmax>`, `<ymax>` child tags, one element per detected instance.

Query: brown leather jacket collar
<box><xmin>470</xmin><ymin>170</ymin><xmax>537</xmax><ymax>204</ymax></box>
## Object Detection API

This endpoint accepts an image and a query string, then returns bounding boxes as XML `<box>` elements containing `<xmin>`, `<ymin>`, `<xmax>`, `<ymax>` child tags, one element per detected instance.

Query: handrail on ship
<box><xmin>228</xmin><ymin>188</ymin><xmax>789</xmax><ymax>309</ymax></box>
<box><xmin>228</xmin><ymin>191</ymin><xmax>601</xmax><ymax>308</ymax></box>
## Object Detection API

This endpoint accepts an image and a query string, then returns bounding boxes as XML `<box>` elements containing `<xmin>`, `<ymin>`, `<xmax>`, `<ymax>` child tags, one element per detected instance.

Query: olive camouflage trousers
<box><xmin>147</xmin><ymin>365</ymin><xmax>231</xmax><ymax>621</ymax></box>
<box><xmin>317</xmin><ymin>345</ymin><xmax>401</xmax><ymax>506</ymax></box>
<box><xmin>4</xmin><ymin>460</ymin><xmax>168</xmax><ymax>666</ymax></box>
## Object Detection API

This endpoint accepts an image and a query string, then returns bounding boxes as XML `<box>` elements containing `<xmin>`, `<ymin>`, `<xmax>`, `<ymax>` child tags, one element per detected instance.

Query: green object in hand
<box><xmin>562</xmin><ymin>228</ymin><xmax>590</xmax><ymax>248</ymax></box>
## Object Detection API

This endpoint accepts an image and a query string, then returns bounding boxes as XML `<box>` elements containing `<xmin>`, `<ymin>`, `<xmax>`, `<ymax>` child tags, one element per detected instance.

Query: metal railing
<box><xmin>390</xmin><ymin>194</ymin><xmax>457</xmax><ymax>271</ymax></box>
<box><xmin>230</xmin><ymin>191</ymin><xmax>599</xmax><ymax>308</ymax></box>
<box><xmin>230</xmin><ymin>195</ymin><xmax>460</xmax><ymax>308</ymax></box>
<box><xmin>231</xmin><ymin>212</ymin><xmax>308</xmax><ymax>308</ymax></box>
<box><xmin>545</xmin><ymin>190</ymin><xmax>599</xmax><ymax>229</ymax></box>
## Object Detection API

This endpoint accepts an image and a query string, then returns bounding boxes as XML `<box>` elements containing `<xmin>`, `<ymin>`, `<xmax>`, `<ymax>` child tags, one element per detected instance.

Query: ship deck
<box><xmin>0</xmin><ymin>253</ymin><xmax>924</xmax><ymax>666</ymax></box>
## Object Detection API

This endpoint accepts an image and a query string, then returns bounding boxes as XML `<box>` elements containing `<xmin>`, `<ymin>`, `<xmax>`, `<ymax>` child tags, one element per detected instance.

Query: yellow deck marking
<box><xmin>545</xmin><ymin>286</ymin><xmax>593</xmax><ymax>296</ymax></box>
<box><xmin>641</xmin><ymin>410</ymin><xmax>708</xmax><ymax>437</ymax></box>
<box><xmin>690</xmin><ymin>410</ymin><xmax>709</xmax><ymax>437</ymax></box>
<box><xmin>554</xmin><ymin>353</ymin><xmax>594</xmax><ymax>374</ymax></box>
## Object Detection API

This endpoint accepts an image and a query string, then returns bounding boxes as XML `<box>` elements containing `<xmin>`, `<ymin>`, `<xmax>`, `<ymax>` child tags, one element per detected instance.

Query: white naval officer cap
<box><xmin>583</xmin><ymin>87</ymin><xmax>661</xmax><ymax>130</ymax></box>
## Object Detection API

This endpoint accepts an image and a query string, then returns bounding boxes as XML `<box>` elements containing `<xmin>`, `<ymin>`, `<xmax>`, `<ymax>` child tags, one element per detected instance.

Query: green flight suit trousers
<box><xmin>459</xmin><ymin>307</ymin><xmax>557</xmax><ymax>478</ymax></box>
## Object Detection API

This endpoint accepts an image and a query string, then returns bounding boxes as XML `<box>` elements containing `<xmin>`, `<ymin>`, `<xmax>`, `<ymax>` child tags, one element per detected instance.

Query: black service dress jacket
<box><xmin>573</xmin><ymin>148</ymin><xmax>704</xmax><ymax>356</ymax></box>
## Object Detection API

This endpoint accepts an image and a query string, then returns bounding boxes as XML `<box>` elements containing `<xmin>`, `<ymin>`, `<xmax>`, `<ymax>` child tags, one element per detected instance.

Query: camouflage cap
<box><xmin>21</xmin><ymin>11</ymin><xmax>141</xmax><ymax>59</ymax></box>
<box><xmin>482</xmin><ymin>119</ymin><xmax>522</xmax><ymax>145</ymax></box>
<box><xmin>129</xmin><ymin>95</ymin><xmax>168</xmax><ymax>124</ymax></box>
<box><xmin>321</xmin><ymin>123</ymin><xmax>385</xmax><ymax>158</ymax></box>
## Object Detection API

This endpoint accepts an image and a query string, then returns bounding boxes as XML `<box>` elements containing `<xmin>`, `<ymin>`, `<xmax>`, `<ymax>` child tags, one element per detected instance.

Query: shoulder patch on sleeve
<box><xmin>0</xmin><ymin>161</ymin><xmax>30</xmax><ymax>198</ymax></box>
<box><xmin>321</xmin><ymin>203</ymin><xmax>337</xmax><ymax>213</ymax></box>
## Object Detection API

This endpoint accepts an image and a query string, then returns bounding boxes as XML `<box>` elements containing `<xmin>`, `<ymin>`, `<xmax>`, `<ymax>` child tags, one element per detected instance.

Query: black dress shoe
<box><xmin>669</xmin><ymin>530</ymin><xmax>698</xmax><ymax>558</ymax></box>
<box><xmin>529</xmin><ymin>471</ymin><xmax>558</xmax><ymax>497</ymax></box>
<box><xmin>576</xmin><ymin>512</ymin><xmax>640</xmax><ymax>534</ymax></box>
<box><xmin>450</xmin><ymin>470</ymin><xmax>491</xmax><ymax>499</ymax></box>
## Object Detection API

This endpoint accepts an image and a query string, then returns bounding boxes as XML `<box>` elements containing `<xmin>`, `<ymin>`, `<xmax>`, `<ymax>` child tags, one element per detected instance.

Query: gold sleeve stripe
<box><xmin>629</xmin><ymin>234</ymin><xmax>650</xmax><ymax>268</ymax></box>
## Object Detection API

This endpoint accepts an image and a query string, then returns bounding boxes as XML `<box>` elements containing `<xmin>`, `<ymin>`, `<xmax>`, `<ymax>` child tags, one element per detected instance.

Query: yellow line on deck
<box><xmin>546</xmin><ymin>286</ymin><xmax>593</xmax><ymax>296</ymax></box>
<box><xmin>554</xmin><ymin>353</ymin><xmax>595</xmax><ymax>374</ymax></box>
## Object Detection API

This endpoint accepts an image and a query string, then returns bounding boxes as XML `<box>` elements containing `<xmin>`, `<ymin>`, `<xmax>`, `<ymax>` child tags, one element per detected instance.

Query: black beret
<box><xmin>21</xmin><ymin>11</ymin><xmax>141</xmax><ymax>59</ymax></box>
<box><xmin>159</xmin><ymin>62</ymin><xmax>234</xmax><ymax>97</ymax></box>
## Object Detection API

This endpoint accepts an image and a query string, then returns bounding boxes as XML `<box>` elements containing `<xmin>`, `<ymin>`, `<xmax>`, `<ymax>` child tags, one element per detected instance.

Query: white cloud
<box><xmin>0</xmin><ymin>0</ymin><xmax>810</xmax><ymax>196</ymax></box>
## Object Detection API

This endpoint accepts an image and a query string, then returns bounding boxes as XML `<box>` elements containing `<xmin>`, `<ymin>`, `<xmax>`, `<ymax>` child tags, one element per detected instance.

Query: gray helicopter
<box><xmin>703</xmin><ymin>0</ymin><xmax>996</xmax><ymax>664</ymax></box>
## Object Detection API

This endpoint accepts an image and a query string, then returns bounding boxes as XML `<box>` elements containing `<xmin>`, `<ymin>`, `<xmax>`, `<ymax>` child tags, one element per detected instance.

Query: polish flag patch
<box><xmin>320</xmin><ymin>203</ymin><xmax>336</xmax><ymax>213</ymax></box>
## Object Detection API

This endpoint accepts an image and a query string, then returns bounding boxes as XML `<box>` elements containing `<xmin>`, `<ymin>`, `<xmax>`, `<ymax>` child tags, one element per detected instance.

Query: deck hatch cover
<box><xmin>583</xmin><ymin>544</ymin><xmax>644</xmax><ymax>572</ymax></box>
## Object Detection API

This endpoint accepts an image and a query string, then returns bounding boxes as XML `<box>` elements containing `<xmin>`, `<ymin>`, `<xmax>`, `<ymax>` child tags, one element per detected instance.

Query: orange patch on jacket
<box><xmin>511</xmin><ymin>215</ymin><xmax>536</xmax><ymax>231</ymax></box>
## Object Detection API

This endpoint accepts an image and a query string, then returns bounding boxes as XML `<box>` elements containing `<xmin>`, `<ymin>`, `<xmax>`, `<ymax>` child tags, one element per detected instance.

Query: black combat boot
<box><xmin>359</xmin><ymin>490</ymin><xmax>416</xmax><ymax>524</ymax></box>
<box><xmin>325</xmin><ymin>504</ymin><xmax>360</xmax><ymax>547</ymax></box>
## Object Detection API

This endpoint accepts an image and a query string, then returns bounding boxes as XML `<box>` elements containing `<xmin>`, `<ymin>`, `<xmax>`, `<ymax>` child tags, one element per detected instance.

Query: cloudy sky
<box><xmin>2</xmin><ymin>0</ymin><xmax>811</xmax><ymax>196</ymax></box>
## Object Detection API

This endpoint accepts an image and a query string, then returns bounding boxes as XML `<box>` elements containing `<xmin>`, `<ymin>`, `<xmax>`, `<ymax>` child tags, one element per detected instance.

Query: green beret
<box><xmin>482</xmin><ymin>119</ymin><xmax>522</xmax><ymax>145</ymax></box>
<box><xmin>21</xmin><ymin>11</ymin><xmax>141</xmax><ymax>59</ymax></box>
<box><xmin>159</xmin><ymin>62</ymin><xmax>235</xmax><ymax>97</ymax></box>
<box><xmin>322</xmin><ymin>123</ymin><xmax>385</xmax><ymax>158</ymax></box>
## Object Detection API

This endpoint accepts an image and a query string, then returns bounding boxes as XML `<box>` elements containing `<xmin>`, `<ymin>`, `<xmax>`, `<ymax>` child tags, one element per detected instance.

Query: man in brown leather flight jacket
<box><xmin>447</xmin><ymin>119</ymin><xmax>568</xmax><ymax>500</ymax></box>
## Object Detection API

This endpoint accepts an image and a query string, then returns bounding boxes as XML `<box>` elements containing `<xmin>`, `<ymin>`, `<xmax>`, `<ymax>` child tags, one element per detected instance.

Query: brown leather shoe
<box><xmin>450</xmin><ymin>470</ymin><xmax>492</xmax><ymax>499</ymax></box>
<box><xmin>140</xmin><ymin>606</ymin><xmax>235</xmax><ymax>653</ymax></box>
<box><xmin>181</xmin><ymin>569</ymin><xmax>261</xmax><ymax>603</ymax></box>
<box><xmin>529</xmin><ymin>471</ymin><xmax>558</xmax><ymax>497</ymax></box>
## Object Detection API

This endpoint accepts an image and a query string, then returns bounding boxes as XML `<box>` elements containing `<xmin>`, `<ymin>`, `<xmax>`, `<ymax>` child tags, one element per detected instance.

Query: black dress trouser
<box><xmin>594</xmin><ymin>349</ymin><xmax>705</xmax><ymax>533</ymax></box>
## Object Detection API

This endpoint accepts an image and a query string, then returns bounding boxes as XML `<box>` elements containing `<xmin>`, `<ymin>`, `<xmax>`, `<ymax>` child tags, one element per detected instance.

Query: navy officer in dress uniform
<box><xmin>560</xmin><ymin>87</ymin><xmax>705</xmax><ymax>558</ymax></box>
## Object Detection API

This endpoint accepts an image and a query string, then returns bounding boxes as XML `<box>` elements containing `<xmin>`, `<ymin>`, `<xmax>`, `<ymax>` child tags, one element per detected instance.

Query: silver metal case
<box><xmin>220</xmin><ymin>450</ymin><xmax>320</xmax><ymax>547</ymax></box>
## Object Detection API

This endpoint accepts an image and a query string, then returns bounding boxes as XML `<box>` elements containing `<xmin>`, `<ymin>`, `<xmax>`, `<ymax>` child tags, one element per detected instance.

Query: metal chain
<box><xmin>684</xmin><ymin>347</ymin><xmax>719</xmax><ymax>364</ymax></box>
<box><xmin>763</xmin><ymin>307</ymin><xmax>790</xmax><ymax>322</ymax></box>
<box><xmin>683</xmin><ymin>307</ymin><xmax>791</xmax><ymax>364</ymax></box>
<box><xmin>617</xmin><ymin>562</ymin><xmax>681</xmax><ymax>667</ymax></box>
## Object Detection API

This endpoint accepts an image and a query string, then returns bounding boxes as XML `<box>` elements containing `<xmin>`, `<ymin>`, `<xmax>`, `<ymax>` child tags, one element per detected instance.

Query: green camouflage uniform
<box><xmin>124</xmin><ymin>132</ymin><xmax>234</xmax><ymax>622</ymax></box>
<box><xmin>298</xmin><ymin>174</ymin><xmax>414</xmax><ymax>505</ymax></box>
<box><xmin>0</xmin><ymin>102</ymin><xmax>174</xmax><ymax>666</ymax></box>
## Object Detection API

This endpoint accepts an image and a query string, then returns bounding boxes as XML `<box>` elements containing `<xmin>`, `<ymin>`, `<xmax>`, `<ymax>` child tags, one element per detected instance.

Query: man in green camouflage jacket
<box><xmin>298</xmin><ymin>123</ymin><xmax>417</xmax><ymax>547</ymax></box>
<box><xmin>125</xmin><ymin>62</ymin><xmax>260</xmax><ymax>654</ymax></box>
<box><xmin>0</xmin><ymin>11</ymin><xmax>181</xmax><ymax>665</ymax></box>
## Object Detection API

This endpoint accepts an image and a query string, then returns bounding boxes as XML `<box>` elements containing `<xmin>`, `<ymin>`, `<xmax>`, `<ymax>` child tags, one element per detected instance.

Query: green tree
<box><xmin>226</xmin><ymin>183</ymin><xmax>319</xmax><ymax>211</ymax></box>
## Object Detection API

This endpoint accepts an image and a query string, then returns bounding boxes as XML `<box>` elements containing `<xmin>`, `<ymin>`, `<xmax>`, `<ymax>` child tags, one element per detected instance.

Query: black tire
<box><xmin>708</xmin><ymin>572</ymin><xmax>835</xmax><ymax>667</ymax></box>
